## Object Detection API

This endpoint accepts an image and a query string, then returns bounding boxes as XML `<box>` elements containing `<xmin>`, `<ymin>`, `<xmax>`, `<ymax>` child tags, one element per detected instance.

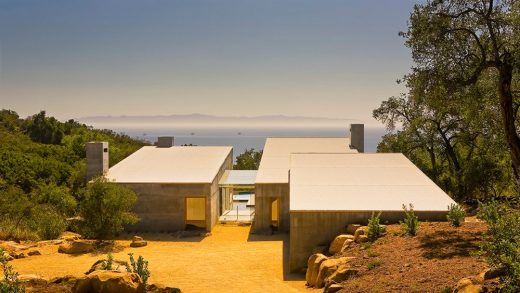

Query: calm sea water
<box><xmin>112</xmin><ymin>127</ymin><xmax>387</xmax><ymax>159</ymax></box>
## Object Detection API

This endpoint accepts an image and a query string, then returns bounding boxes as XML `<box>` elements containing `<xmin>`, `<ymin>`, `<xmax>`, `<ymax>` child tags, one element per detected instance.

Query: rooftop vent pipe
<box><xmin>157</xmin><ymin>136</ymin><xmax>174</xmax><ymax>148</ymax></box>
<box><xmin>86</xmin><ymin>141</ymin><xmax>109</xmax><ymax>181</ymax></box>
<box><xmin>349</xmin><ymin>124</ymin><xmax>364</xmax><ymax>153</ymax></box>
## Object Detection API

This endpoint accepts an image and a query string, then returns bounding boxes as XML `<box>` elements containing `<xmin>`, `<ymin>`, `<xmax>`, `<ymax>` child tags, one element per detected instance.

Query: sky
<box><xmin>0</xmin><ymin>0</ymin><xmax>417</xmax><ymax>125</ymax></box>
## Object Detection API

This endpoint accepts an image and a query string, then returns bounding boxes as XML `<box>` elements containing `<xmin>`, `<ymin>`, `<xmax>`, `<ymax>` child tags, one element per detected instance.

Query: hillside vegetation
<box><xmin>0</xmin><ymin>109</ymin><xmax>148</xmax><ymax>241</ymax></box>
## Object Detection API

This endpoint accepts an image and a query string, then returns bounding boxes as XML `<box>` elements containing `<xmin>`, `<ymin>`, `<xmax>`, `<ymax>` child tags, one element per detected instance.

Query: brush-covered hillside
<box><xmin>0</xmin><ymin>109</ymin><xmax>149</xmax><ymax>241</ymax></box>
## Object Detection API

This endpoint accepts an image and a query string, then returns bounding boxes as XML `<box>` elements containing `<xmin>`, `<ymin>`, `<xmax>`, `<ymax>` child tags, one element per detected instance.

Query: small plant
<box><xmin>477</xmin><ymin>200</ymin><xmax>520</xmax><ymax>292</ymax></box>
<box><xmin>102</xmin><ymin>252</ymin><xmax>114</xmax><ymax>270</ymax></box>
<box><xmin>0</xmin><ymin>248</ymin><xmax>25</xmax><ymax>293</ymax></box>
<box><xmin>440</xmin><ymin>287</ymin><xmax>452</xmax><ymax>293</ymax></box>
<box><xmin>367</xmin><ymin>259</ymin><xmax>383</xmax><ymax>270</ymax></box>
<box><xmin>400</xmin><ymin>204</ymin><xmax>419</xmax><ymax>236</ymax></box>
<box><xmin>367</xmin><ymin>211</ymin><xmax>385</xmax><ymax>241</ymax></box>
<box><xmin>359</xmin><ymin>242</ymin><xmax>372</xmax><ymax>250</ymax></box>
<box><xmin>446</xmin><ymin>203</ymin><xmax>465</xmax><ymax>227</ymax></box>
<box><xmin>366</xmin><ymin>250</ymin><xmax>381</xmax><ymax>257</ymax></box>
<box><xmin>127</xmin><ymin>253</ymin><xmax>150</xmax><ymax>289</ymax></box>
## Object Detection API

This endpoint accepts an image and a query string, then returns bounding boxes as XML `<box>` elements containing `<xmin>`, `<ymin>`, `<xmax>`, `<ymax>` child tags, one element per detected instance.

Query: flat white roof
<box><xmin>256</xmin><ymin>138</ymin><xmax>357</xmax><ymax>184</ymax></box>
<box><xmin>289</xmin><ymin>153</ymin><xmax>456</xmax><ymax>212</ymax></box>
<box><xmin>106</xmin><ymin>146</ymin><xmax>232</xmax><ymax>183</ymax></box>
<box><xmin>218</xmin><ymin>170</ymin><xmax>257</xmax><ymax>186</ymax></box>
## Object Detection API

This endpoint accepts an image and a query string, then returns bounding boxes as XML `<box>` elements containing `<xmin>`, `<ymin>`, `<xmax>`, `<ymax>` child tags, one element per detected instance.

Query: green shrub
<box><xmin>367</xmin><ymin>259</ymin><xmax>383</xmax><ymax>270</ymax></box>
<box><xmin>127</xmin><ymin>253</ymin><xmax>150</xmax><ymax>289</ymax></box>
<box><xmin>34</xmin><ymin>206</ymin><xmax>67</xmax><ymax>240</ymax></box>
<box><xmin>447</xmin><ymin>203</ymin><xmax>465</xmax><ymax>227</ymax></box>
<box><xmin>0</xmin><ymin>248</ymin><xmax>25</xmax><ymax>293</ymax></box>
<box><xmin>367</xmin><ymin>211</ymin><xmax>384</xmax><ymax>241</ymax></box>
<box><xmin>478</xmin><ymin>201</ymin><xmax>520</xmax><ymax>292</ymax></box>
<box><xmin>0</xmin><ymin>219</ymin><xmax>39</xmax><ymax>242</ymax></box>
<box><xmin>80</xmin><ymin>177</ymin><xmax>139</xmax><ymax>240</ymax></box>
<box><xmin>400</xmin><ymin>204</ymin><xmax>419</xmax><ymax>236</ymax></box>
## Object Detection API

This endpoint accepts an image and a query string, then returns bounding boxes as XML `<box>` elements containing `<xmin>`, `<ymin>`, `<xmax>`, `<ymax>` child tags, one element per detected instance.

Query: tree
<box><xmin>403</xmin><ymin>0</ymin><xmax>520</xmax><ymax>179</ymax></box>
<box><xmin>25</xmin><ymin>111</ymin><xmax>64</xmax><ymax>145</ymax></box>
<box><xmin>234</xmin><ymin>148</ymin><xmax>263</xmax><ymax>170</ymax></box>
<box><xmin>374</xmin><ymin>80</ymin><xmax>512</xmax><ymax>203</ymax></box>
<box><xmin>79</xmin><ymin>177</ymin><xmax>138</xmax><ymax>239</ymax></box>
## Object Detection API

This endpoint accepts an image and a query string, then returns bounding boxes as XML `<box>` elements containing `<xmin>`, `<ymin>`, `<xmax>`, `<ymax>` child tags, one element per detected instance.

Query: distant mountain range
<box><xmin>77</xmin><ymin>114</ymin><xmax>362</xmax><ymax>129</ymax></box>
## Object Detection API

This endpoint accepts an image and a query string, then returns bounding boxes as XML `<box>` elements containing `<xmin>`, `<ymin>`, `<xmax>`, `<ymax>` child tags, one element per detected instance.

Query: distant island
<box><xmin>77</xmin><ymin>113</ymin><xmax>364</xmax><ymax>129</ymax></box>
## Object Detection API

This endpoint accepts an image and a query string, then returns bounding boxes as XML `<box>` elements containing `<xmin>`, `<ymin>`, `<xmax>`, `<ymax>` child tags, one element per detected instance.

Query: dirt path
<box><xmin>11</xmin><ymin>225</ymin><xmax>316</xmax><ymax>293</ymax></box>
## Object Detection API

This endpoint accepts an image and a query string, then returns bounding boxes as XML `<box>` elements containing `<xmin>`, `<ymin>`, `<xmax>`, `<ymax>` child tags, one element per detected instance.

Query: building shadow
<box><xmin>247</xmin><ymin>230</ymin><xmax>305</xmax><ymax>281</ymax></box>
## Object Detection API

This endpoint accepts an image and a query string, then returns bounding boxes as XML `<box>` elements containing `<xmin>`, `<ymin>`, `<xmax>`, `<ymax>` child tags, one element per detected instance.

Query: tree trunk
<box><xmin>498</xmin><ymin>63</ymin><xmax>520</xmax><ymax>180</ymax></box>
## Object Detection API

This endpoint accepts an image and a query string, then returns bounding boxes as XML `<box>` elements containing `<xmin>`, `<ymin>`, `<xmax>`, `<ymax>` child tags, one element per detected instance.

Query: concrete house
<box><xmin>86</xmin><ymin>125</ymin><xmax>456</xmax><ymax>272</ymax></box>
<box><xmin>87</xmin><ymin>137</ymin><xmax>232</xmax><ymax>233</ymax></box>
<box><xmin>288</xmin><ymin>153</ymin><xmax>456</xmax><ymax>271</ymax></box>
<box><xmin>253</xmin><ymin>137</ymin><xmax>358</xmax><ymax>233</ymax></box>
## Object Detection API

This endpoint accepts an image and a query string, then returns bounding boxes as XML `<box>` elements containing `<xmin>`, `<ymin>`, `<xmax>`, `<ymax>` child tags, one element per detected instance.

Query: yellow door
<box><xmin>271</xmin><ymin>198</ymin><xmax>279</xmax><ymax>227</ymax></box>
<box><xmin>186</xmin><ymin>197</ymin><xmax>206</xmax><ymax>228</ymax></box>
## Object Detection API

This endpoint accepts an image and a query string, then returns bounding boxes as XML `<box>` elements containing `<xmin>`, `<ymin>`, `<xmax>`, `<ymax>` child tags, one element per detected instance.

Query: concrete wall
<box><xmin>121</xmin><ymin>149</ymin><xmax>232</xmax><ymax>233</ymax></box>
<box><xmin>289</xmin><ymin>210</ymin><xmax>448</xmax><ymax>272</ymax></box>
<box><xmin>253</xmin><ymin>183</ymin><xmax>290</xmax><ymax>232</ymax></box>
<box><xmin>122</xmin><ymin>183</ymin><xmax>209</xmax><ymax>233</ymax></box>
<box><xmin>209</xmin><ymin>150</ymin><xmax>233</xmax><ymax>228</ymax></box>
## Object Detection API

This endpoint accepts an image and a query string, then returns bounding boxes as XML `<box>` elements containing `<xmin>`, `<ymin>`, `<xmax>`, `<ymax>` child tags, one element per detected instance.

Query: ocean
<box><xmin>112</xmin><ymin>126</ymin><xmax>387</xmax><ymax>159</ymax></box>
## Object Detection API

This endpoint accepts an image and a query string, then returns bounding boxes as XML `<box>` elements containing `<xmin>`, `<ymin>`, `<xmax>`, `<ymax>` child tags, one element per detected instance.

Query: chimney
<box><xmin>349</xmin><ymin>124</ymin><xmax>364</xmax><ymax>153</ymax></box>
<box><xmin>86</xmin><ymin>141</ymin><xmax>109</xmax><ymax>181</ymax></box>
<box><xmin>157</xmin><ymin>136</ymin><xmax>174</xmax><ymax>148</ymax></box>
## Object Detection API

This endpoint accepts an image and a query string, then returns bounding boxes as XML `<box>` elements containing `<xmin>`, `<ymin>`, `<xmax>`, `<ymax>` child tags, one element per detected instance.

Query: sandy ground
<box><xmin>11</xmin><ymin>225</ymin><xmax>316</xmax><ymax>293</ymax></box>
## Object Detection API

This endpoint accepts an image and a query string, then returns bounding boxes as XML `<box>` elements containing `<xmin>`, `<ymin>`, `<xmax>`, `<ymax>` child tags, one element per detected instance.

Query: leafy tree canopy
<box><xmin>234</xmin><ymin>148</ymin><xmax>263</xmax><ymax>170</ymax></box>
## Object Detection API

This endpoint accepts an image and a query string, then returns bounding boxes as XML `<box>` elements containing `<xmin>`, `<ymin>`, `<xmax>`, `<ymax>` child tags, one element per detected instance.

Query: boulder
<box><xmin>12</xmin><ymin>251</ymin><xmax>26</xmax><ymax>259</ymax></box>
<box><xmin>18</xmin><ymin>274</ymin><xmax>48</xmax><ymax>285</ymax></box>
<box><xmin>329</xmin><ymin>235</ymin><xmax>355</xmax><ymax>254</ymax></box>
<box><xmin>340</xmin><ymin>239</ymin><xmax>354</xmax><ymax>253</ymax></box>
<box><xmin>355</xmin><ymin>235</ymin><xmax>369</xmax><ymax>244</ymax></box>
<box><xmin>148</xmin><ymin>283</ymin><xmax>182</xmax><ymax>293</ymax></box>
<box><xmin>325</xmin><ymin>265</ymin><xmax>359</xmax><ymax>286</ymax></box>
<box><xmin>354</xmin><ymin>226</ymin><xmax>368</xmax><ymax>242</ymax></box>
<box><xmin>60</xmin><ymin>231</ymin><xmax>82</xmax><ymax>241</ymax></box>
<box><xmin>454</xmin><ymin>277</ymin><xmax>483</xmax><ymax>293</ymax></box>
<box><xmin>346</xmin><ymin>224</ymin><xmax>362</xmax><ymax>235</ymax></box>
<box><xmin>130</xmin><ymin>240</ymin><xmax>147</xmax><ymax>248</ymax></box>
<box><xmin>0</xmin><ymin>241</ymin><xmax>29</xmax><ymax>253</ymax></box>
<box><xmin>73</xmin><ymin>270</ymin><xmax>144</xmax><ymax>293</ymax></box>
<box><xmin>305</xmin><ymin>253</ymin><xmax>328</xmax><ymax>287</ymax></box>
<box><xmin>482</xmin><ymin>267</ymin><xmax>505</xmax><ymax>280</ymax></box>
<box><xmin>472</xmin><ymin>267</ymin><xmax>505</xmax><ymax>285</ymax></box>
<box><xmin>28</xmin><ymin>250</ymin><xmax>41</xmax><ymax>256</ymax></box>
<box><xmin>58</xmin><ymin>240</ymin><xmax>94</xmax><ymax>254</ymax></box>
<box><xmin>132</xmin><ymin>236</ymin><xmax>143</xmax><ymax>242</ymax></box>
<box><xmin>324</xmin><ymin>283</ymin><xmax>343</xmax><ymax>293</ymax></box>
<box><xmin>50</xmin><ymin>275</ymin><xmax>78</xmax><ymax>284</ymax></box>
<box><xmin>38</xmin><ymin>240</ymin><xmax>63</xmax><ymax>246</ymax></box>
<box><xmin>86</xmin><ymin>259</ymin><xmax>130</xmax><ymax>275</ymax></box>
<box><xmin>315</xmin><ymin>257</ymin><xmax>355</xmax><ymax>288</ymax></box>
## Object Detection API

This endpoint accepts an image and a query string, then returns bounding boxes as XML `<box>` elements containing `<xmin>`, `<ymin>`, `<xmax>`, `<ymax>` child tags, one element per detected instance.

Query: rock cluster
<box><xmin>73</xmin><ymin>270</ymin><xmax>145</xmax><ymax>293</ymax></box>
<box><xmin>453</xmin><ymin>267</ymin><xmax>505</xmax><ymax>293</ymax></box>
<box><xmin>0</xmin><ymin>241</ymin><xmax>41</xmax><ymax>260</ymax></box>
<box><xmin>86</xmin><ymin>259</ymin><xmax>131</xmax><ymax>275</ymax></box>
<box><xmin>305</xmin><ymin>254</ymin><xmax>358</xmax><ymax>289</ymax></box>
<box><xmin>58</xmin><ymin>239</ymin><xmax>95</xmax><ymax>254</ymax></box>
<box><xmin>130</xmin><ymin>236</ymin><xmax>147</xmax><ymax>248</ymax></box>
<box><xmin>306</xmin><ymin>223</ymin><xmax>386</xmax><ymax>291</ymax></box>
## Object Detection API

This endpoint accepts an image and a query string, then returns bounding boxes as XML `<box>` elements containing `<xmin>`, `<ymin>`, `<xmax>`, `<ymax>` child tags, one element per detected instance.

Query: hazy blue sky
<box><xmin>0</xmin><ymin>0</ymin><xmax>417</xmax><ymax>125</ymax></box>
